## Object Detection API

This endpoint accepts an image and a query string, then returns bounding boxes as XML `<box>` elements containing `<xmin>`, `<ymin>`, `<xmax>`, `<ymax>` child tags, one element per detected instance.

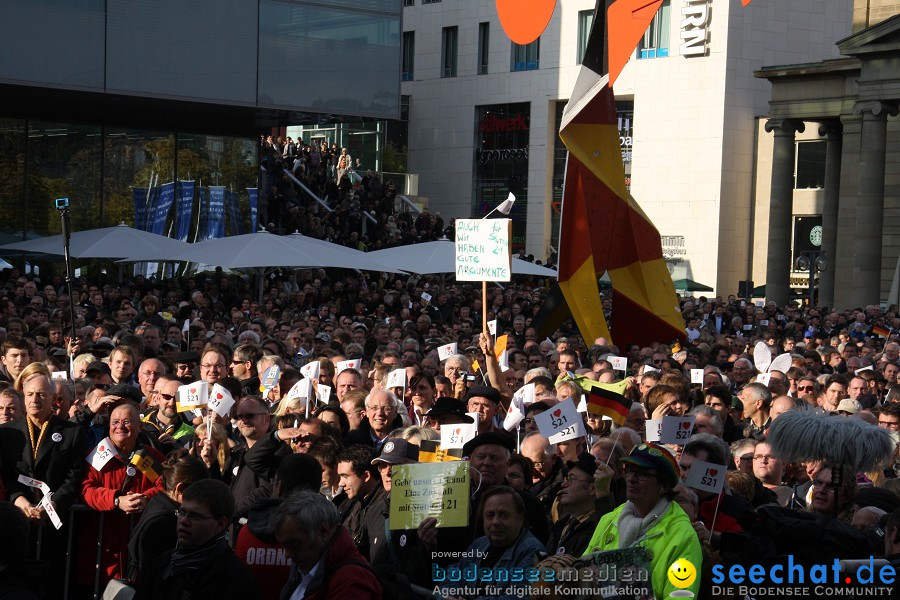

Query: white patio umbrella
<box><xmin>0</xmin><ymin>223</ymin><xmax>189</xmax><ymax>259</ymax></box>
<box><xmin>164</xmin><ymin>230</ymin><xmax>405</xmax><ymax>302</ymax></box>
<box><xmin>365</xmin><ymin>240</ymin><xmax>557</xmax><ymax>277</ymax></box>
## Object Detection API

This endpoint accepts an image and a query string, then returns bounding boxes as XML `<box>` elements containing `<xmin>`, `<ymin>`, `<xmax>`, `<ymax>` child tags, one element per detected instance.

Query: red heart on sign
<box><xmin>553</xmin><ymin>409</ymin><xmax>561</xmax><ymax>417</ymax></box>
<box><xmin>681</xmin><ymin>422</ymin><xmax>691</xmax><ymax>430</ymax></box>
<box><xmin>216</xmin><ymin>393</ymin><xmax>223</xmax><ymax>399</ymax></box>
<box><xmin>190</xmin><ymin>388</ymin><xmax>196</xmax><ymax>394</ymax></box>
<box><xmin>98</xmin><ymin>445</ymin><xmax>105</xmax><ymax>452</ymax></box>
<box><xmin>708</xmin><ymin>469</ymin><xmax>718</xmax><ymax>477</ymax></box>
<box><xmin>454</xmin><ymin>428</ymin><xmax>461</xmax><ymax>435</ymax></box>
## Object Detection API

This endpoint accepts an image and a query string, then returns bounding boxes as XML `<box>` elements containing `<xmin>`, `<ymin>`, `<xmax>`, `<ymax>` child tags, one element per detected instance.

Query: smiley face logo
<box><xmin>667</xmin><ymin>558</ymin><xmax>696</xmax><ymax>589</ymax></box>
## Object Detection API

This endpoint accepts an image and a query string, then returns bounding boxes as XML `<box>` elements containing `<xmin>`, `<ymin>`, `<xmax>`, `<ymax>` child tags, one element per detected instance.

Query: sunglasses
<box><xmin>797</xmin><ymin>385</ymin><xmax>814</xmax><ymax>392</ymax></box>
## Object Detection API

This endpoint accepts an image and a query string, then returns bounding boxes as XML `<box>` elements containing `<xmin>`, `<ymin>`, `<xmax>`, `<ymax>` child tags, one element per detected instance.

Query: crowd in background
<box><xmin>0</xmin><ymin>260</ymin><xmax>899</xmax><ymax>598</ymax></box>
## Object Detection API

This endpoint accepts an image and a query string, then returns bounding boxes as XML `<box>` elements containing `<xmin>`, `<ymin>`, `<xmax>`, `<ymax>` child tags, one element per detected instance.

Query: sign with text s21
<box><xmin>455</xmin><ymin>219</ymin><xmax>511</xmax><ymax>282</ymax></box>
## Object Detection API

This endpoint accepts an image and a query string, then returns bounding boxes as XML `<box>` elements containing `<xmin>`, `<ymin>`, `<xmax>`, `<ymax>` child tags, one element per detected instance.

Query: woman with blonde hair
<box><xmin>190</xmin><ymin>421</ymin><xmax>235</xmax><ymax>482</ymax></box>
<box><xmin>13</xmin><ymin>362</ymin><xmax>51</xmax><ymax>392</ymax></box>
<box><xmin>273</xmin><ymin>394</ymin><xmax>307</xmax><ymax>417</ymax></box>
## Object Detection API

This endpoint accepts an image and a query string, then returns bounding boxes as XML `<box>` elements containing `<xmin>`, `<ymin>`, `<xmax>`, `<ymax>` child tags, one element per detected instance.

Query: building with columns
<box><xmin>753</xmin><ymin>6</ymin><xmax>900</xmax><ymax>308</ymax></box>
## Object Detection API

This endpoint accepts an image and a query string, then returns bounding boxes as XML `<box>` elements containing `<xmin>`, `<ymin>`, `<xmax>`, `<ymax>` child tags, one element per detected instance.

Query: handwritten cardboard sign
<box><xmin>455</xmin><ymin>219</ymin><xmax>511</xmax><ymax>282</ymax></box>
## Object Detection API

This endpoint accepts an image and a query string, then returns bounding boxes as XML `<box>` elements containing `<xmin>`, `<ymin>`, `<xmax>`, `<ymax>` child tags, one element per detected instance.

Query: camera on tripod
<box><xmin>55</xmin><ymin>197</ymin><xmax>70</xmax><ymax>209</ymax></box>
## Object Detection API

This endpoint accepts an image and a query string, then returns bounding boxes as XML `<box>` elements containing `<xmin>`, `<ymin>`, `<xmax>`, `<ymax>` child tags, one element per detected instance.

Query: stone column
<box><xmin>852</xmin><ymin>101</ymin><xmax>899</xmax><ymax>306</ymax></box>
<box><xmin>817</xmin><ymin>121</ymin><xmax>842</xmax><ymax>309</ymax></box>
<box><xmin>764</xmin><ymin>119</ymin><xmax>805</xmax><ymax>306</ymax></box>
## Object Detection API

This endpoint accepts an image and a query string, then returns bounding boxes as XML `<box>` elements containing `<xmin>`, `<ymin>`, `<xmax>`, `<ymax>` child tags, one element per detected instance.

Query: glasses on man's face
<box><xmin>623</xmin><ymin>467</ymin><xmax>657</xmax><ymax>481</ymax></box>
<box><xmin>111</xmin><ymin>419</ymin><xmax>133</xmax><ymax>428</ymax></box>
<box><xmin>797</xmin><ymin>385</ymin><xmax>814</xmax><ymax>392</ymax></box>
<box><xmin>652</xmin><ymin>360</ymin><xmax>664</xmax><ymax>366</ymax></box>
<box><xmin>175</xmin><ymin>509</ymin><xmax>217</xmax><ymax>522</ymax></box>
<box><xmin>564</xmin><ymin>474</ymin><xmax>592</xmax><ymax>485</ymax></box>
<box><xmin>753</xmin><ymin>455</ymin><xmax>775</xmax><ymax>463</ymax></box>
<box><xmin>201</xmin><ymin>363</ymin><xmax>226</xmax><ymax>370</ymax></box>
<box><xmin>878</xmin><ymin>420</ymin><xmax>900</xmax><ymax>428</ymax></box>
<box><xmin>236</xmin><ymin>412</ymin><xmax>265</xmax><ymax>421</ymax></box>
<box><xmin>155</xmin><ymin>392</ymin><xmax>176</xmax><ymax>402</ymax></box>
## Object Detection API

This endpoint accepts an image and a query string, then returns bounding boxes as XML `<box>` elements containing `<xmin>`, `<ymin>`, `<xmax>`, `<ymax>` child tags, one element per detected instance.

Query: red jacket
<box><xmin>78</xmin><ymin>445</ymin><xmax>165</xmax><ymax>585</ymax></box>
<box><xmin>235</xmin><ymin>499</ymin><xmax>292</xmax><ymax>600</ymax></box>
<box><xmin>280</xmin><ymin>527</ymin><xmax>381</xmax><ymax>600</ymax></box>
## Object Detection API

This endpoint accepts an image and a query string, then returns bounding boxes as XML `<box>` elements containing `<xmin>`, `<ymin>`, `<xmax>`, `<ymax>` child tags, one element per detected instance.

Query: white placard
<box><xmin>421</xmin><ymin>292</ymin><xmax>432</xmax><ymax>302</ymax></box>
<box><xmin>659</xmin><ymin>415</ymin><xmax>695</xmax><ymax>445</ymax></box>
<box><xmin>454</xmin><ymin>218</ymin><xmax>511</xmax><ymax>282</ymax></box>
<box><xmin>440</xmin><ymin>421</ymin><xmax>478</xmax><ymax>449</ymax></box>
<box><xmin>646</xmin><ymin>418</ymin><xmax>662</xmax><ymax>442</ymax></box>
<box><xmin>316</xmin><ymin>383</ymin><xmax>332</xmax><ymax>405</ymax></box>
<box><xmin>549</xmin><ymin>418</ymin><xmax>587</xmax><ymax>444</ymax></box>
<box><xmin>17</xmin><ymin>474</ymin><xmax>51</xmax><ymax>496</ymax></box>
<box><xmin>336</xmin><ymin>359</ymin><xmax>361</xmax><ymax>376</ymax></box>
<box><xmin>438</xmin><ymin>343</ymin><xmax>458</xmax><ymax>362</ymax></box>
<box><xmin>177</xmin><ymin>381</ymin><xmax>208</xmax><ymax>411</ymax></box>
<box><xmin>286</xmin><ymin>378</ymin><xmax>312</xmax><ymax>401</ymax></box>
<box><xmin>642</xmin><ymin>365</ymin><xmax>660</xmax><ymax>374</ymax></box>
<box><xmin>300</xmin><ymin>360</ymin><xmax>320</xmax><ymax>381</ymax></box>
<box><xmin>756</xmin><ymin>372</ymin><xmax>771</xmax><ymax>386</ymax></box>
<box><xmin>208</xmin><ymin>384</ymin><xmax>235</xmax><ymax>418</ymax></box>
<box><xmin>856</xmin><ymin>365</ymin><xmax>874</xmax><ymax>375</ymax></box>
<box><xmin>515</xmin><ymin>383</ymin><xmax>536</xmax><ymax>405</ymax></box>
<box><xmin>487</xmin><ymin>320</ymin><xmax>497</xmax><ymax>336</ymax></box>
<box><xmin>760</xmin><ymin>320</ymin><xmax>769</xmax><ymax>326</ymax></box>
<box><xmin>684</xmin><ymin>459</ymin><xmax>727</xmax><ymax>494</ymax></box>
<box><xmin>609</xmin><ymin>356</ymin><xmax>628</xmax><ymax>372</ymax></box>
<box><xmin>40</xmin><ymin>494</ymin><xmax>63</xmax><ymax>529</ymax></box>
<box><xmin>51</xmin><ymin>371</ymin><xmax>68</xmax><ymax>380</ymax></box>
<box><xmin>386</xmin><ymin>368</ymin><xmax>406</xmax><ymax>389</ymax></box>
<box><xmin>86</xmin><ymin>437</ymin><xmax>117</xmax><ymax>471</ymax></box>
<box><xmin>498</xmin><ymin>349</ymin><xmax>510</xmax><ymax>372</ymax></box>
<box><xmin>743</xmin><ymin>324</ymin><xmax>752</xmax><ymax>331</ymax></box>
<box><xmin>576</xmin><ymin>396</ymin><xmax>588</xmax><ymax>413</ymax></box>
<box><xmin>690</xmin><ymin>369</ymin><xmax>703</xmax><ymax>384</ymax></box>
<box><xmin>503</xmin><ymin>400</ymin><xmax>525</xmax><ymax>431</ymax></box>
<box><xmin>534</xmin><ymin>398</ymin><xmax>581</xmax><ymax>441</ymax></box>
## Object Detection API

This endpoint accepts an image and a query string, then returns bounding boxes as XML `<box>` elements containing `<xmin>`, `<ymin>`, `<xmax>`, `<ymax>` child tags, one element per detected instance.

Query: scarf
<box><xmin>167</xmin><ymin>532</ymin><xmax>229</xmax><ymax>577</ymax></box>
<box><xmin>616</xmin><ymin>497</ymin><xmax>671</xmax><ymax>548</ymax></box>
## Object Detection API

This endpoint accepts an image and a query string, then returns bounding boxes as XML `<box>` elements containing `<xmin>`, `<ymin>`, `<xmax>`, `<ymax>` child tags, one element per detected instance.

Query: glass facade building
<box><xmin>0</xmin><ymin>0</ymin><xmax>401</xmax><ymax>240</ymax></box>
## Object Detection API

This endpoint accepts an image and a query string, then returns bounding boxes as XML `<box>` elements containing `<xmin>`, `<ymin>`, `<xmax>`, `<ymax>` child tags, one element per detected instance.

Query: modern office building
<box><xmin>399</xmin><ymin>0</ymin><xmax>853</xmax><ymax>297</ymax></box>
<box><xmin>0</xmin><ymin>0</ymin><xmax>401</xmax><ymax>242</ymax></box>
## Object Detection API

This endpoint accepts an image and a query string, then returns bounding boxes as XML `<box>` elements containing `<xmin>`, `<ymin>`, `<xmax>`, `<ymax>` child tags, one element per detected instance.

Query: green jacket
<box><xmin>583</xmin><ymin>501</ymin><xmax>702</xmax><ymax>598</ymax></box>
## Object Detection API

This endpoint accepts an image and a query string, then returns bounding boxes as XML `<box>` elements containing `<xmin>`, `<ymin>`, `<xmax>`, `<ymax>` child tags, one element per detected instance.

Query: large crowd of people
<box><xmin>0</xmin><ymin>260</ymin><xmax>899</xmax><ymax>599</ymax></box>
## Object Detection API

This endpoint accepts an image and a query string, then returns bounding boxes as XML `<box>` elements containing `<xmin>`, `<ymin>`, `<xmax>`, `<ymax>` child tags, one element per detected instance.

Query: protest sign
<box><xmin>390</xmin><ymin>461</ymin><xmax>469</xmax><ymax>529</ymax></box>
<box><xmin>208</xmin><ymin>384</ymin><xmax>235</xmax><ymax>418</ymax></box>
<box><xmin>454</xmin><ymin>219</ymin><xmax>511</xmax><ymax>282</ymax></box>
<box><xmin>659</xmin><ymin>416</ymin><xmax>695</xmax><ymax>445</ymax></box>
<box><xmin>176</xmin><ymin>381</ymin><xmax>208</xmax><ymax>412</ymax></box>
<box><xmin>684</xmin><ymin>459</ymin><xmax>727</xmax><ymax>494</ymax></box>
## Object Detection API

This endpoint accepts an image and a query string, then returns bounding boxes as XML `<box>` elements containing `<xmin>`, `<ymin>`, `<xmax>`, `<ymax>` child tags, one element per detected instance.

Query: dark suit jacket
<box><xmin>0</xmin><ymin>416</ymin><xmax>87</xmax><ymax>512</ymax></box>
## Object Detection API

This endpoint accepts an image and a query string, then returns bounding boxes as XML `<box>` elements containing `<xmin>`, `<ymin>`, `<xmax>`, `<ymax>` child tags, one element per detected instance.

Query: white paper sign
<box><xmin>760</xmin><ymin>320</ymin><xmax>769</xmax><ymax>326</ymax></box>
<box><xmin>438</xmin><ymin>343</ymin><xmax>458</xmax><ymax>361</ymax></box>
<box><xmin>609</xmin><ymin>356</ymin><xmax>628</xmax><ymax>372</ymax></box>
<box><xmin>336</xmin><ymin>359</ymin><xmax>361</xmax><ymax>376</ymax></box>
<box><xmin>177</xmin><ymin>381</ymin><xmax>208</xmax><ymax>411</ymax></box>
<box><xmin>516</xmin><ymin>383</ymin><xmax>536</xmax><ymax>405</ymax></box>
<box><xmin>208</xmin><ymin>384</ymin><xmax>235</xmax><ymax>418</ymax></box>
<box><xmin>440</xmin><ymin>421</ymin><xmax>477</xmax><ymax>449</ymax></box>
<box><xmin>684</xmin><ymin>459</ymin><xmax>727</xmax><ymax>494</ymax></box>
<box><xmin>316</xmin><ymin>383</ymin><xmax>332</xmax><ymax>405</ymax></box>
<box><xmin>535</xmin><ymin>398</ymin><xmax>582</xmax><ymax>441</ymax></box>
<box><xmin>386</xmin><ymin>368</ymin><xmax>407</xmax><ymax>389</ymax></box>
<box><xmin>17</xmin><ymin>474</ymin><xmax>51</xmax><ymax>496</ymax></box>
<box><xmin>576</xmin><ymin>396</ymin><xmax>588</xmax><ymax>413</ymax></box>
<box><xmin>756</xmin><ymin>372</ymin><xmax>772</xmax><ymax>386</ymax></box>
<box><xmin>659</xmin><ymin>416</ymin><xmax>695</xmax><ymax>445</ymax></box>
<box><xmin>498</xmin><ymin>349</ymin><xmax>510</xmax><ymax>373</ymax></box>
<box><xmin>856</xmin><ymin>365</ymin><xmax>874</xmax><ymax>375</ymax></box>
<box><xmin>646</xmin><ymin>419</ymin><xmax>663</xmax><ymax>442</ymax></box>
<box><xmin>642</xmin><ymin>365</ymin><xmax>660</xmax><ymax>374</ymax></box>
<box><xmin>86</xmin><ymin>437</ymin><xmax>117</xmax><ymax>471</ymax></box>
<box><xmin>455</xmin><ymin>218</ymin><xmax>511</xmax><ymax>282</ymax></box>
<box><xmin>690</xmin><ymin>369</ymin><xmax>703</xmax><ymax>384</ymax></box>
<box><xmin>549</xmin><ymin>418</ymin><xmax>587</xmax><ymax>444</ymax></box>
<box><xmin>51</xmin><ymin>371</ymin><xmax>68</xmax><ymax>380</ymax></box>
<box><xmin>743</xmin><ymin>324</ymin><xmax>752</xmax><ymax>331</ymax></box>
<box><xmin>503</xmin><ymin>400</ymin><xmax>525</xmax><ymax>431</ymax></box>
<box><xmin>300</xmin><ymin>360</ymin><xmax>320</xmax><ymax>381</ymax></box>
<box><xmin>487</xmin><ymin>320</ymin><xmax>497</xmax><ymax>336</ymax></box>
<box><xmin>421</xmin><ymin>292</ymin><xmax>432</xmax><ymax>302</ymax></box>
<box><xmin>40</xmin><ymin>494</ymin><xmax>63</xmax><ymax>529</ymax></box>
<box><xmin>286</xmin><ymin>378</ymin><xmax>312</xmax><ymax>401</ymax></box>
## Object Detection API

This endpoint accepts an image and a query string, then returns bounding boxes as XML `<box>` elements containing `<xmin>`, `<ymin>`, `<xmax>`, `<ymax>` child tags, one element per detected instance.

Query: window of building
<box><xmin>511</xmin><ymin>38</ymin><xmax>539</xmax><ymax>71</ymax></box>
<box><xmin>638</xmin><ymin>0</ymin><xmax>670</xmax><ymax>59</ymax></box>
<box><xmin>403</xmin><ymin>0</ymin><xmax>414</xmax><ymax>6</ymax></box>
<box><xmin>577</xmin><ymin>10</ymin><xmax>594</xmax><ymax>64</ymax></box>
<box><xmin>795</xmin><ymin>140</ymin><xmax>827</xmax><ymax>189</ymax></box>
<box><xmin>422</xmin><ymin>0</ymin><xmax>440</xmax><ymax>4</ymax></box>
<box><xmin>441</xmin><ymin>26</ymin><xmax>458</xmax><ymax>77</ymax></box>
<box><xmin>477</xmin><ymin>22</ymin><xmax>489</xmax><ymax>75</ymax></box>
<box><xmin>402</xmin><ymin>31</ymin><xmax>414</xmax><ymax>81</ymax></box>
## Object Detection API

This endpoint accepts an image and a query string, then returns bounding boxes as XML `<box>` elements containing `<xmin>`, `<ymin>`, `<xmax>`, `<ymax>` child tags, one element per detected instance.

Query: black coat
<box><xmin>0</xmin><ymin>416</ymin><xmax>87</xmax><ymax>512</ymax></box>
<box><xmin>138</xmin><ymin>541</ymin><xmax>260</xmax><ymax>600</ymax></box>
<box><xmin>128</xmin><ymin>492</ymin><xmax>179</xmax><ymax>581</ymax></box>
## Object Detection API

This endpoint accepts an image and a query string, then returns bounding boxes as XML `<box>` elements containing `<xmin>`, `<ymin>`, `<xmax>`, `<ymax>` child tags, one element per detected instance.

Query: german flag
<box><xmin>586</xmin><ymin>385</ymin><xmax>632</xmax><ymax>426</ymax></box>
<box><xmin>873</xmin><ymin>324</ymin><xmax>892</xmax><ymax>338</ymax></box>
<box><xmin>555</xmin><ymin>0</ymin><xmax>685</xmax><ymax>348</ymax></box>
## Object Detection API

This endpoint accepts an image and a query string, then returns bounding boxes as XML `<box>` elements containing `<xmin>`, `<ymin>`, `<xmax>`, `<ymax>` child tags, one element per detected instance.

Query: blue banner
<box><xmin>226</xmin><ymin>189</ymin><xmax>243</xmax><ymax>236</ymax></box>
<box><xmin>197</xmin><ymin>187</ymin><xmax>208</xmax><ymax>241</ymax></box>
<box><xmin>133</xmin><ymin>187</ymin><xmax>148</xmax><ymax>231</ymax></box>
<box><xmin>207</xmin><ymin>186</ymin><xmax>226</xmax><ymax>239</ymax></box>
<box><xmin>247</xmin><ymin>188</ymin><xmax>258</xmax><ymax>233</ymax></box>
<box><xmin>175</xmin><ymin>181</ymin><xmax>194</xmax><ymax>242</ymax></box>
<box><xmin>149</xmin><ymin>182</ymin><xmax>175</xmax><ymax>236</ymax></box>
